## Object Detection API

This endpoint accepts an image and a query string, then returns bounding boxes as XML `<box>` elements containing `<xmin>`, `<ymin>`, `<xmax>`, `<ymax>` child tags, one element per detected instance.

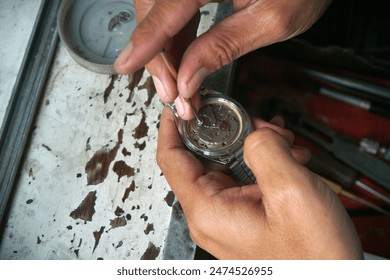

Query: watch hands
<box><xmin>159</xmin><ymin>51</ymin><xmax>203</xmax><ymax>126</ymax></box>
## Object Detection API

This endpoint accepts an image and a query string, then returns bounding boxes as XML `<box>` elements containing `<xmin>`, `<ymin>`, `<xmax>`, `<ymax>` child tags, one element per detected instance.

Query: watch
<box><xmin>166</xmin><ymin>89</ymin><xmax>256</xmax><ymax>185</ymax></box>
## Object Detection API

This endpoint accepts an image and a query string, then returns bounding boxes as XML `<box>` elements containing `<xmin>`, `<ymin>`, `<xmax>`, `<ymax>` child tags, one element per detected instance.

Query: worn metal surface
<box><xmin>0</xmin><ymin>44</ymin><xmax>173</xmax><ymax>260</ymax></box>
<box><xmin>0</xmin><ymin>3</ymin><xmax>232</xmax><ymax>260</ymax></box>
<box><xmin>0</xmin><ymin>0</ymin><xmax>61</xmax><ymax>226</ymax></box>
<box><xmin>0</xmin><ymin>0</ymin><xmax>43</xmax><ymax>124</ymax></box>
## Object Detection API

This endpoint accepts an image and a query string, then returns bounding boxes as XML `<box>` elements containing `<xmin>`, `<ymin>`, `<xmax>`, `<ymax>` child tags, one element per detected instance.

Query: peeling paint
<box><xmin>144</xmin><ymin>223</ymin><xmax>154</xmax><ymax>235</ymax></box>
<box><xmin>114</xmin><ymin>206</ymin><xmax>124</xmax><ymax>217</ymax></box>
<box><xmin>69</xmin><ymin>191</ymin><xmax>97</xmax><ymax>222</ymax></box>
<box><xmin>127</xmin><ymin>68</ymin><xmax>145</xmax><ymax>103</ymax></box>
<box><xmin>110</xmin><ymin>217</ymin><xmax>127</xmax><ymax>229</ymax></box>
<box><xmin>140</xmin><ymin>213</ymin><xmax>148</xmax><ymax>222</ymax></box>
<box><xmin>41</xmin><ymin>144</ymin><xmax>52</xmax><ymax>151</ymax></box>
<box><xmin>134</xmin><ymin>141</ymin><xmax>146</xmax><ymax>151</ymax></box>
<box><xmin>140</xmin><ymin>242</ymin><xmax>160</xmax><ymax>260</ymax></box>
<box><xmin>114</xmin><ymin>240</ymin><xmax>123</xmax><ymax>249</ymax></box>
<box><xmin>104</xmin><ymin>75</ymin><xmax>118</xmax><ymax>103</ymax></box>
<box><xmin>164</xmin><ymin>191</ymin><xmax>175</xmax><ymax>207</ymax></box>
<box><xmin>122</xmin><ymin>147</ymin><xmax>131</xmax><ymax>157</ymax></box>
<box><xmin>139</xmin><ymin>76</ymin><xmax>156</xmax><ymax>107</ymax></box>
<box><xmin>85</xmin><ymin>130</ymin><xmax>123</xmax><ymax>185</ymax></box>
<box><xmin>93</xmin><ymin>226</ymin><xmax>105</xmax><ymax>253</ymax></box>
<box><xmin>122</xmin><ymin>181</ymin><xmax>136</xmax><ymax>203</ymax></box>
<box><xmin>112</xmin><ymin>160</ymin><xmax>135</xmax><ymax>182</ymax></box>
<box><xmin>132</xmin><ymin>109</ymin><xmax>149</xmax><ymax>139</ymax></box>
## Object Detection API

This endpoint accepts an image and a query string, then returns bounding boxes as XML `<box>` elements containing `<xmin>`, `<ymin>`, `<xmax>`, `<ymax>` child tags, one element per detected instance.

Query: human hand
<box><xmin>115</xmin><ymin>0</ymin><xmax>332</xmax><ymax>119</ymax></box>
<box><xmin>157</xmin><ymin>107</ymin><xmax>363</xmax><ymax>259</ymax></box>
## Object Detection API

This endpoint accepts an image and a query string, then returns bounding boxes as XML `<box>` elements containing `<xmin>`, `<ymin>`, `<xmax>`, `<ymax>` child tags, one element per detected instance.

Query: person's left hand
<box><xmin>156</xmin><ymin>106</ymin><xmax>363</xmax><ymax>259</ymax></box>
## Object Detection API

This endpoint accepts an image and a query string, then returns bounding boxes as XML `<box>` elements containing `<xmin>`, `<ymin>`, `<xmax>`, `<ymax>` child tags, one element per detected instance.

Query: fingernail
<box><xmin>174</xmin><ymin>96</ymin><xmax>185</xmax><ymax>118</ymax></box>
<box><xmin>152</xmin><ymin>76</ymin><xmax>169</xmax><ymax>101</ymax></box>
<box><xmin>182</xmin><ymin>68</ymin><xmax>209</xmax><ymax>97</ymax></box>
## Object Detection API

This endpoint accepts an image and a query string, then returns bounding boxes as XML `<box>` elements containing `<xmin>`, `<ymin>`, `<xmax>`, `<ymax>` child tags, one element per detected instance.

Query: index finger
<box><xmin>115</xmin><ymin>0</ymin><xmax>205</xmax><ymax>74</ymax></box>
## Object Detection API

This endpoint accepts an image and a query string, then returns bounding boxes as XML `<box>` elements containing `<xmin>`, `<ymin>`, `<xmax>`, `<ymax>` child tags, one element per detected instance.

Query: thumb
<box><xmin>243</xmin><ymin>128</ymin><xmax>309</xmax><ymax>195</ymax></box>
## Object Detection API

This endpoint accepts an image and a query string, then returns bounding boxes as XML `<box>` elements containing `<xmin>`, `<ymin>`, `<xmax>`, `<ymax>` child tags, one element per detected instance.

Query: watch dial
<box><xmin>185</xmin><ymin>100</ymin><xmax>242</xmax><ymax>150</ymax></box>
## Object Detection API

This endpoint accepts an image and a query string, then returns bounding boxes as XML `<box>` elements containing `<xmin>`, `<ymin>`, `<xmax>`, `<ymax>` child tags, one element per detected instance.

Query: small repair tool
<box><xmin>159</xmin><ymin>52</ymin><xmax>203</xmax><ymax>125</ymax></box>
<box><xmin>303</xmin><ymin>68</ymin><xmax>390</xmax><ymax>101</ymax></box>
<box><xmin>359</xmin><ymin>138</ymin><xmax>390</xmax><ymax>162</ymax></box>
<box><xmin>320</xmin><ymin>176</ymin><xmax>390</xmax><ymax>216</ymax></box>
<box><xmin>294</xmin><ymin>114</ymin><xmax>390</xmax><ymax>189</ymax></box>
<box><xmin>264</xmin><ymin>98</ymin><xmax>390</xmax><ymax>190</ymax></box>
<box><xmin>308</xmin><ymin>152</ymin><xmax>390</xmax><ymax>205</ymax></box>
<box><xmin>319</xmin><ymin>87</ymin><xmax>390</xmax><ymax>119</ymax></box>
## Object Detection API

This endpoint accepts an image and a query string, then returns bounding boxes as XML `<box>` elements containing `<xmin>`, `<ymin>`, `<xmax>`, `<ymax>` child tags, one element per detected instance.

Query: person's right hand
<box><xmin>115</xmin><ymin>0</ymin><xmax>332</xmax><ymax>120</ymax></box>
<box><xmin>157</xmin><ymin>107</ymin><xmax>364</xmax><ymax>259</ymax></box>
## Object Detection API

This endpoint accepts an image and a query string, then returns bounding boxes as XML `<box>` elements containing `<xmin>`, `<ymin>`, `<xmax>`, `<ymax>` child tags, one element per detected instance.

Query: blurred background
<box><xmin>231</xmin><ymin>0</ymin><xmax>390</xmax><ymax>258</ymax></box>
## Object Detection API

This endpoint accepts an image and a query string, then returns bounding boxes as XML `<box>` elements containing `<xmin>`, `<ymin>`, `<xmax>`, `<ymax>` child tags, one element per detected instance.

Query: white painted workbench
<box><xmin>0</xmin><ymin>2</ymin><xmax>229</xmax><ymax>260</ymax></box>
<box><xmin>0</xmin><ymin>0</ymin><xmax>43</xmax><ymax>124</ymax></box>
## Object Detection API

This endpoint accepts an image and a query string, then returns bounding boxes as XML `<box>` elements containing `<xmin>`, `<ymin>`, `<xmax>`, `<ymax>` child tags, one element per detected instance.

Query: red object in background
<box><xmin>306</xmin><ymin>80</ymin><xmax>390</xmax><ymax>259</ymax></box>
<box><xmin>233</xmin><ymin>50</ymin><xmax>390</xmax><ymax>259</ymax></box>
<box><xmin>351</xmin><ymin>215</ymin><xmax>390</xmax><ymax>258</ymax></box>
<box><xmin>308</xmin><ymin>93</ymin><xmax>390</xmax><ymax>142</ymax></box>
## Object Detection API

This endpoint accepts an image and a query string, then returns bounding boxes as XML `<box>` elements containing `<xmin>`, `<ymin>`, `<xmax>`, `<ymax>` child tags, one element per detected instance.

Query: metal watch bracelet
<box><xmin>229</xmin><ymin>148</ymin><xmax>256</xmax><ymax>185</ymax></box>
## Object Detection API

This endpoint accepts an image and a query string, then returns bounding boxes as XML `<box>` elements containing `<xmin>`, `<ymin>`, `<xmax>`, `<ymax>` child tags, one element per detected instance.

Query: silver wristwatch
<box><xmin>165</xmin><ymin>89</ymin><xmax>256</xmax><ymax>185</ymax></box>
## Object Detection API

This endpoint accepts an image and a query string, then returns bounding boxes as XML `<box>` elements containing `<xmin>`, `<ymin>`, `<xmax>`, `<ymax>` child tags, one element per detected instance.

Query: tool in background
<box><xmin>319</xmin><ymin>87</ymin><xmax>390</xmax><ymax>119</ymax></box>
<box><xmin>265</xmin><ymin>98</ymin><xmax>390</xmax><ymax>190</ymax></box>
<box><xmin>359</xmin><ymin>138</ymin><xmax>390</xmax><ymax>162</ymax></box>
<box><xmin>302</xmin><ymin>68</ymin><xmax>390</xmax><ymax>101</ymax></box>
<box><xmin>320</xmin><ymin>176</ymin><xmax>390</xmax><ymax>216</ymax></box>
<box><xmin>308</xmin><ymin>152</ymin><xmax>390</xmax><ymax>205</ymax></box>
<box><xmin>159</xmin><ymin>52</ymin><xmax>203</xmax><ymax>125</ymax></box>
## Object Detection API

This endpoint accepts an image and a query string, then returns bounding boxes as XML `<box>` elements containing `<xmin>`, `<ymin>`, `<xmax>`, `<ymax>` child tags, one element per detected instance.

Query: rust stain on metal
<box><xmin>93</xmin><ymin>226</ymin><xmax>105</xmax><ymax>253</ymax></box>
<box><xmin>164</xmin><ymin>191</ymin><xmax>175</xmax><ymax>207</ymax></box>
<box><xmin>112</xmin><ymin>160</ymin><xmax>135</xmax><ymax>182</ymax></box>
<box><xmin>144</xmin><ymin>223</ymin><xmax>154</xmax><ymax>235</ymax></box>
<box><xmin>139</xmin><ymin>76</ymin><xmax>157</xmax><ymax>107</ymax></box>
<box><xmin>132</xmin><ymin>109</ymin><xmax>149</xmax><ymax>139</ymax></box>
<box><xmin>110</xmin><ymin>216</ymin><xmax>127</xmax><ymax>229</ymax></box>
<box><xmin>104</xmin><ymin>75</ymin><xmax>118</xmax><ymax>103</ymax></box>
<box><xmin>122</xmin><ymin>181</ymin><xmax>136</xmax><ymax>203</ymax></box>
<box><xmin>85</xmin><ymin>129</ymin><xmax>123</xmax><ymax>185</ymax></box>
<box><xmin>69</xmin><ymin>191</ymin><xmax>97</xmax><ymax>222</ymax></box>
<box><xmin>140</xmin><ymin>242</ymin><xmax>160</xmax><ymax>260</ymax></box>
<box><xmin>126</xmin><ymin>68</ymin><xmax>145</xmax><ymax>103</ymax></box>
